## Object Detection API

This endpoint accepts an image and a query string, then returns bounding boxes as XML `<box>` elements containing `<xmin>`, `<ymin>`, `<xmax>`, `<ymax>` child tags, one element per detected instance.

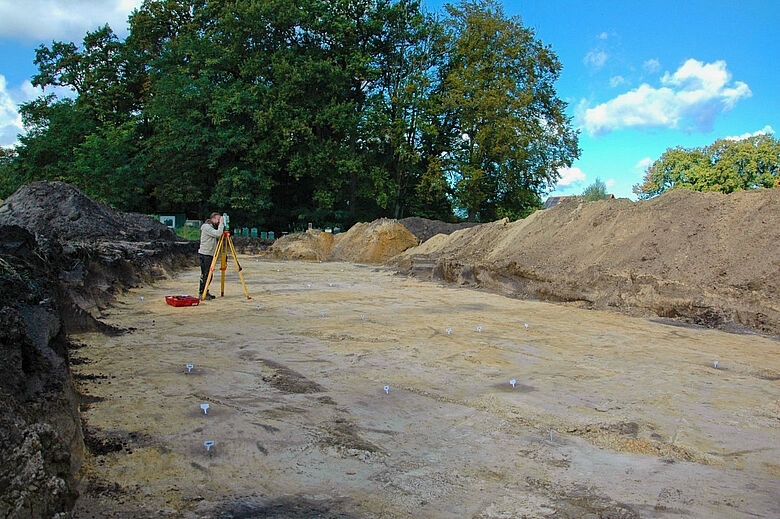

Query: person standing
<box><xmin>198</xmin><ymin>212</ymin><xmax>224</xmax><ymax>300</ymax></box>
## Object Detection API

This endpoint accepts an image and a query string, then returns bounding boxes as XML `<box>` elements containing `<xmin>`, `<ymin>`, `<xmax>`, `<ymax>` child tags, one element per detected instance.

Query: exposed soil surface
<box><xmin>70</xmin><ymin>260</ymin><xmax>780</xmax><ymax>518</ymax></box>
<box><xmin>394</xmin><ymin>188</ymin><xmax>780</xmax><ymax>336</ymax></box>
<box><xmin>397</xmin><ymin>217</ymin><xmax>480</xmax><ymax>243</ymax></box>
<box><xmin>0</xmin><ymin>181</ymin><xmax>177</xmax><ymax>242</ymax></box>
<box><xmin>269</xmin><ymin>219</ymin><xmax>418</xmax><ymax>264</ymax></box>
<box><xmin>0</xmin><ymin>182</ymin><xmax>197</xmax><ymax>518</ymax></box>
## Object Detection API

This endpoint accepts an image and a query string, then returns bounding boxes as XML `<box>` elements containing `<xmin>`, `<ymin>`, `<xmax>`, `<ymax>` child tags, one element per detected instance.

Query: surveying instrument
<box><xmin>200</xmin><ymin>213</ymin><xmax>251</xmax><ymax>300</ymax></box>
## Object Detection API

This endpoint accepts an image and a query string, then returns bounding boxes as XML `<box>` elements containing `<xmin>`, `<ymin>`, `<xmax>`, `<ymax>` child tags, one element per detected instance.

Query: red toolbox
<box><xmin>165</xmin><ymin>295</ymin><xmax>201</xmax><ymax>307</ymax></box>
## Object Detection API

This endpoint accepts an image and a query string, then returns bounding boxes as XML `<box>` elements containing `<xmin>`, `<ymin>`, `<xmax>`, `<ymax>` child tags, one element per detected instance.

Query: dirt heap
<box><xmin>268</xmin><ymin>218</ymin><xmax>418</xmax><ymax>264</ymax></box>
<box><xmin>0</xmin><ymin>181</ymin><xmax>177</xmax><ymax>242</ymax></box>
<box><xmin>231</xmin><ymin>236</ymin><xmax>275</xmax><ymax>255</ymax></box>
<box><xmin>0</xmin><ymin>182</ymin><xmax>199</xmax><ymax>517</ymax></box>
<box><xmin>0</xmin><ymin>226</ymin><xmax>82</xmax><ymax>518</ymax></box>
<box><xmin>329</xmin><ymin>219</ymin><xmax>419</xmax><ymax>263</ymax></box>
<box><xmin>0</xmin><ymin>181</ymin><xmax>197</xmax><ymax>332</ymax></box>
<box><xmin>268</xmin><ymin>229</ymin><xmax>336</xmax><ymax>261</ymax></box>
<box><xmin>398</xmin><ymin>216</ymin><xmax>480</xmax><ymax>243</ymax></box>
<box><xmin>393</xmin><ymin>188</ymin><xmax>780</xmax><ymax>336</ymax></box>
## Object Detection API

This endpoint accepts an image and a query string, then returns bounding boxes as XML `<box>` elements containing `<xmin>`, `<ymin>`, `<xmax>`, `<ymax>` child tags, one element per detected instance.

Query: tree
<box><xmin>633</xmin><ymin>134</ymin><xmax>780</xmax><ymax>199</ymax></box>
<box><xmin>433</xmin><ymin>0</ymin><xmax>579</xmax><ymax>221</ymax></box>
<box><xmin>582</xmin><ymin>178</ymin><xmax>608</xmax><ymax>201</ymax></box>
<box><xmin>5</xmin><ymin>0</ymin><xmax>580</xmax><ymax>230</ymax></box>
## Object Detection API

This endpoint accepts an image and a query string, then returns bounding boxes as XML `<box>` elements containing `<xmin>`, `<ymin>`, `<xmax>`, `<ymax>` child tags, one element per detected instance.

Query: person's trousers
<box><xmin>199</xmin><ymin>253</ymin><xmax>213</xmax><ymax>297</ymax></box>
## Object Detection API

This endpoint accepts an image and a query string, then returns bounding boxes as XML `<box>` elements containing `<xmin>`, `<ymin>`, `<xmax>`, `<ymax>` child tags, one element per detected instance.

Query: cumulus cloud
<box><xmin>582</xmin><ymin>59</ymin><xmax>751</xmax><ymax>136</ymax></box>
<box><xmin>725</xmin><ymin>125</ymin><xmax>774</xmax><ymax>141</ymax></box>
<box><xmin>0</xmin><ymin>75</ymin><xmax>73</xmax><ymax>147</ymax></box>
<box><xmin>0</xmin><ymin>0</ymin><xmax>142</xmax><ymax>41</ymax></box>
<box><xmin>584</xmin><ymin>50</ymin><xmax>608</xmax><ymax>70</ymax></box>
<box><xmin>0</xmin><ymin>75</ymin><xmax>25</xmax><ymax>147</ymax></box>
<box><xmin>634</xmin><ymin>157</ymin><xmax>653</xmax><ymax>170</ymax></box>
<box><xmin>605</xmin><ymin>179</ymin><xmax>615</xmax><ymax>188</ymax></box>
<box><xmin>643</xmin><ymin>58</ymin><xmax>661</xmax><ymax>73</ymax></box>
<box><xmin>597</xmin><ymin>31</ymin><xmax>608</xmax><ymax>40</ymax></box>
<box><xmin>609</xmin><ymin>75</ymin><xmax>626</xmax><ymax>88</ymax></box>
<box><xmin>556</xmin><ymin>166</ymin><xmax>586</xmax><ymax>187</ymax></box>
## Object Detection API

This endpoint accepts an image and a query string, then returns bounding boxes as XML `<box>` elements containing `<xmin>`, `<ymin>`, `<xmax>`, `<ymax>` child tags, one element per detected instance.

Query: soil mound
<box><xmin>394</xmin><ymin>188</ymin><xmax>780</xmax><ymax>336</ymax></box>
<box><xmin>330</xmin><ymin>219</ymin><xmax>419</xmax><ymax>263</ymax></box>
<box><xmin>398</xmin><ymin>217</ymin><xmax>480</xmax><ymax>243</ymax></box>
<box><xmin>0</xmin><ymin>182</ymin><xmax>198</xmax><ymax>517</ymax></box>
<box><xmin>268</xmin><ymin>230</ymin><xmax>335</xmax><ymax>261</ymax></box>
<box><xmin>0</xmin><ymin>226</ymin><xmax>82</xmax><ymax>517</ymax></box>
<box><xmin>268</xmin><ymin>219</ymin><xmax>418</xmax><ymax>264</ymax></box>
<box><xmin>0</xmin><ymin>181</ymin><xmax>177</xmax><ymax>242</ymax></box>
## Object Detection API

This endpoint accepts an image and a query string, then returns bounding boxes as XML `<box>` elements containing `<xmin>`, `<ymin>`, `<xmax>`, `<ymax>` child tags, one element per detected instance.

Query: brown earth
<box><xmin>68</xmin><ymin>260</ymin><xmax>780</xmax><ymax>518</ymax></box>
<box><xmin>0</xmin><ymin>181</ymin><xmax>177</xmax><ymax>242</ymax></box>
<box><xmin>0</xmin><ymin>182</ymin><xmax>197</xmax><ymax>518</ymax></box>
<box><xmin>268</xmin><ymin>218</ymin><xmax>418</xmax><ymax>264</ymax></box>
<box><xmin>397</xmin><ymin>216</ymin><xmax>479</xmax><ymax>243</ymax></box>
<box><xmin>393</xmin><ymin>188</ymin><xmax>780</xmax><ymax>337</ymax></box>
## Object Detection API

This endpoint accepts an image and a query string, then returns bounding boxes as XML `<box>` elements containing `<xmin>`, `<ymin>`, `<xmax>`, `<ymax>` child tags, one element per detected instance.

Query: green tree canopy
<box><xmin>1</xmin><ymin>0</ymin><xmax>579</xmax><ymax>231</ymax></box>
<box><xmin>633</xmin><ymin>134</ymin><xmax>780</xmax><ymax>199</ymax></box>
<box><xmin>582</xmin><ymin>177</ymin><xmax>608</xmax><ymax>201</ymax></box>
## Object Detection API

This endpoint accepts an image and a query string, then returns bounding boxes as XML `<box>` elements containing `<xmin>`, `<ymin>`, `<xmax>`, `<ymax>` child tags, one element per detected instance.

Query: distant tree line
<box><xmin>633</xmin><ymin>134</ymin><xmax>780</xmax><ymax>199</ymax></box>
<box><xmin>0</xmin><ymin>0</ymin><xmax>579</xmax><ymax>231</ymax></box>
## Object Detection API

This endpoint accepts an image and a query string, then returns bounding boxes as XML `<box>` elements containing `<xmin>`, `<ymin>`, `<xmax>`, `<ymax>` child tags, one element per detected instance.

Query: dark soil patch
<box><xmin>399</xmin><ymin>216</ymin><xmax>480</xmax><ymax>243</ymax></box>
<box><xmin>215</xmin><ymin>496</ymin><xmax>357</xmax><ymax>519</ymax></box>
<box><xmin>260</xmin><ymin>359</ymin><xmax>324</xmax><ymax>394</ymax></box>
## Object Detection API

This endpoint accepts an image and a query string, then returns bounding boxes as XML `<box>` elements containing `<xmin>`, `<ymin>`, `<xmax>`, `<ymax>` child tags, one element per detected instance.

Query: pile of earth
<box><xmin>0</xmin><ymin>181</ymin><xmax>177</xmax><ymax>242</ymax></box>
<box><xmin>268</xmin><ymin>218</ymin><xmax>419</xmax><ymax>264</ymax></box>
<box><xmin>0</xmin><ymin>225</ymin><xmax>82</xmax><ymax>518</ymax></box>
<box><xmin>398</xmin><ymin>216</ymin><xmax>480</xmax><ymax>242</ymax></box>
<box><xmin>0</xmin><ymin>181</ymin><xmax>199</xmax><ymax>517</ymax></box>
<box><xmin>0</xmin><ymin>181</ymin><xmax>197</xmax><ymax>331</ymax></box>
<box><xmin>231</xmin><ymin>236</ymin><xmax>275</xmax><ymax>255</ymax></box>
<box><xmin>392</xmin><ymin>188</ymin><xmax>780</xmax><ymax>336</ymax></box>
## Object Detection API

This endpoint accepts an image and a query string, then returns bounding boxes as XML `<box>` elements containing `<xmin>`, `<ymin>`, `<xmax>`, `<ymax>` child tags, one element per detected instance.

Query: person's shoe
<box><xmin>205</xmin><ymin>293</ymin><xmax>216</xmax><ymax>300</ymax></box>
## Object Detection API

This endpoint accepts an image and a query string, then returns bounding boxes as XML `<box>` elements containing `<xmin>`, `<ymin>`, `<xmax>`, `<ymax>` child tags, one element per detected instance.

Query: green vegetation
<box><xmin>633</xmin><ymin>134</ymin><xmax>780</xmax><ymax>199</ymax></box>
<box><xmin>175</xmin><ymin>226</ymin><xmax>201</xmax><ymax>241</ymax></box>
<box><xmin>581</xmin><ymin>178</ymin><xmax>608</xmax><ymax>201</ymax></box>
<box><xmin>0</xmin><ymin>0</ymin><xmax>579</xmax><ymax>230</ymax></box>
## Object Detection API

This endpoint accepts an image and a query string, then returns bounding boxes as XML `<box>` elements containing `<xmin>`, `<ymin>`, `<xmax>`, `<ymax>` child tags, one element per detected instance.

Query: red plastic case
<box><xmin>165</xmin><ymin>295</ymin><xmax>201</xmax><ymax>307</ymax></box>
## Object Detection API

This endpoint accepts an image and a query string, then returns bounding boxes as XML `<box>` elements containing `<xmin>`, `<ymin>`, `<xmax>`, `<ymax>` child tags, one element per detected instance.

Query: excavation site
<box><xmin>1</xmin><ymin>182</ymin><xmax>777</xmax><ymax>519</ymax></box>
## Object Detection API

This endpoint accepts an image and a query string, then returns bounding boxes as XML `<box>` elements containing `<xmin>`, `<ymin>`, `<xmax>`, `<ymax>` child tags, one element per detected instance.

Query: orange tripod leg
<box><xmin>227</xmin><ymin>234</ymin><xmax>252</xmax><ymax>300</ymax></box>
<box><xmin>201</xmin><ymin>234</ymin><xmax>224</xmax><ymax>300</ymax></box>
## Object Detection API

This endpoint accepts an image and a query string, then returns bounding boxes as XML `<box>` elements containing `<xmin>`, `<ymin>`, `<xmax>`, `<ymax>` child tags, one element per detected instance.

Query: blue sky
<box><xmin>1</xmin><ymin>1</ymin><xmax>777</xmax><ymax>199</ymax></box>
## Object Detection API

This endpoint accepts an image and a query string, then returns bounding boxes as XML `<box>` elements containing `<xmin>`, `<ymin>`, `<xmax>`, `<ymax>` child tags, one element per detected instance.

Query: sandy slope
<box><xmin>394</xmin><ymin>188</ymin><xmax>780</xmax><ymax>336</ymax></box>
<box><xmin>70</xmin><ymin>259</ymin><xmax>780</xmax><ymax>518</ymax></box>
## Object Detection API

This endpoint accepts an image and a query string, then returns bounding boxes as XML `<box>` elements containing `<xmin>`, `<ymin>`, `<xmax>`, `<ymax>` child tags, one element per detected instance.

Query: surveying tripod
<box><xmin>201</xmin><ymin>231</ymin><xmax>251</xmax><ymax>300</ymax></box>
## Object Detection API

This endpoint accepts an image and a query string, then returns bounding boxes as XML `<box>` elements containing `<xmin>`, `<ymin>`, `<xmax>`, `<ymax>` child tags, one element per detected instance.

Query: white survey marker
<box><xmin>200</xmin><ymin>403</ymin><xmax>210</xmax><ymax>415</ymax></box>
<box><xmin>186</xmin><ymin>364</ymin><xmax>193</xmax><ymax>374</ymax></box>
<box><xmin>384</xmin><ymin>385</ymin><xmax>390</xmax><ymax>394</ymax></box>
<box><xmin>204</xmin><ymin>440</ymin><xmax>214</xmax><ymax>452</ymax></box>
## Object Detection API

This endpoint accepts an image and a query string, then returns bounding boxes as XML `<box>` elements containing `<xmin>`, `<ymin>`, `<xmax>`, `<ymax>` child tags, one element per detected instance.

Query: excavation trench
<box><xmin>69</xmin><ymin>259</ymin><xmax>780</xmax><ymax>518</ymax></box>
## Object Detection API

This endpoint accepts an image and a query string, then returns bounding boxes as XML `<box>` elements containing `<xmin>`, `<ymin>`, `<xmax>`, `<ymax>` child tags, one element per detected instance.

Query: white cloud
<box><xmin>634</xmin><ymin>157</ymin><xmax>653</xmax><ymax>170</ymax></box>
<box><xmin>605</xmin><ymin>179</ymin><xmax>615</xmax><ymax>188</ymax></box>
<box><xmin>597</xmin><ymin>31</ymin><xmax>608</xmax><ymax>40</ymax></box>
<box><xmin>584</xmin><ymin>50</ymin><xmax>608</xmax><ymax>70</ymax></box>
<box><xmin>609</xmin><ymin>75</ymin><xmax>626</xmax><ymax>88</ymax></box>
<box><xmin>0</xmin><ymin>0</ymin><xmax>143</xmax><ymax>41</ymax></box>
<box><xmin>556</xmin><ymin>166</ymin><xmax>586</xmax><ymax>186</ymax></box>
<box><xmin>643</xmin><ymin>58</ymin><xmax>661</xmax><ymax>73</ymax></box>
<box><xmin>582</xmin><ymin>59</ymin><xmax>751</xmax><ymax>136</ymax></box>
<box><xmin>725</xmin><ymin>125</ymin><xmax>774</xmax><ymax>141</ymax></box>
<box><xmin>0</xmin><ymin>75</ymin><xmax>25</xmax><ymax>147</ymax></box>
<box><xmin>0</xmin><ymin>75</ymin><xmax>73</xmax><ymax>147</ymax></box>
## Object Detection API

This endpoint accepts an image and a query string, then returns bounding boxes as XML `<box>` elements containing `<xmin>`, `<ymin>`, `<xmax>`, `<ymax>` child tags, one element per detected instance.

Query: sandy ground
<box><xmin>70</xmin><ymin>258</ymin><xmax>779</xmax><ymax>518</ymax></box>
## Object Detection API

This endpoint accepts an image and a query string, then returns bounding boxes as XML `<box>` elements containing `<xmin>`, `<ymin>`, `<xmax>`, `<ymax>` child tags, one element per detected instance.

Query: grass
<box><xmin>175</xmin><ymin>226</ymin><xmax>201</xmax><ymax>241</ymax></box>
